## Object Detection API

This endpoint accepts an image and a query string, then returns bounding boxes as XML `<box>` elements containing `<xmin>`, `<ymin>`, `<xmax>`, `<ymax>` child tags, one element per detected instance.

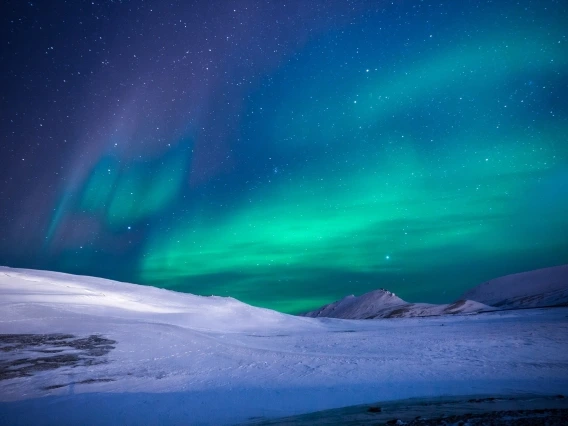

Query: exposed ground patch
<box><xmin>0</xmin><ymin>334</ymin><xmax>116</xmax><ymax>381</ymax></box>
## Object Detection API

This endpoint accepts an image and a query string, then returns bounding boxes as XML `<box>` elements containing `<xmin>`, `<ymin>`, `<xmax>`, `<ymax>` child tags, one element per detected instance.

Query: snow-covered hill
<box><xmin>0</xmin><ymin>266</ymin><xmax>309</xmax><ymax>334</ymax></box>
<box><xmin>303</xmin><ymin>289</ymin><xmax>494</xmax><ymax>319</ymax></box>
<box><xmin>1</xmin><ymin>266</ymin><xmax>568</xmax><ymax>425</ymax></box>
<box><xmin>303</xmin><ymin>265</ymin><xmax>568</xmax><ymax>319</ymax></box>
<box><xmin>462</xmin><ymin>264</ymin><xmax>568</xmax><ymax>309</ymax></box>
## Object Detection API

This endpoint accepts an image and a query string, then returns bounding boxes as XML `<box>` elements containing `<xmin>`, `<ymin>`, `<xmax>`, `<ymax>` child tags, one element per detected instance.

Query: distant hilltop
<box><xmin>461</xmin><ymin>264</ymin><xmax>568</xmax><ymax>309</ymax></box>
<box><xmin>302</xmin><ymin>264</ymin><xmax>568</xmax><ymax>319</ymax></box>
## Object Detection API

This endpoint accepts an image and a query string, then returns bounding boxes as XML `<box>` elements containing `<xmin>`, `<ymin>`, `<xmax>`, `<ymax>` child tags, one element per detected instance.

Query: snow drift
<box><xmin>1</xmin><ymin>266</ymin><xmax>568</xmax><ymax>426</ymax></box>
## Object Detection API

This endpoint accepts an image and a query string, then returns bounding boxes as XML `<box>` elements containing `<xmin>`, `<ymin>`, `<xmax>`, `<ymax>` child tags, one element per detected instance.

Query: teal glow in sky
<box><xmin>1</xmin><ymin>0</ymin><xmax>567</xmax><ymax>313</ymax></box>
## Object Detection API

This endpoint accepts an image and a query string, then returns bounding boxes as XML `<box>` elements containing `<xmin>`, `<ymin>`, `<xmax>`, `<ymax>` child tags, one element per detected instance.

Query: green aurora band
<box><xmin>31</xmin><ymin>3</ymin><xmax>568</xmax><ymax>314</ymax></box>
<box><xmin>139</xmin><ymin>26</ymin><xmax>568</xmax><ymax>312</ymax></box>
<box><xmin>79</xmin><ymin>147</ymin><xmax>189</xmax><ymax>229</ymax></box>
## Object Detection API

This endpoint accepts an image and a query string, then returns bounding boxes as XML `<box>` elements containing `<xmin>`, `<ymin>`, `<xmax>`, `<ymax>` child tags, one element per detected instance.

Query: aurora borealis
<box><xmin>1</xmin><ymin>1</ymin><xmax>567</xmax><ymax>313</ymax></box>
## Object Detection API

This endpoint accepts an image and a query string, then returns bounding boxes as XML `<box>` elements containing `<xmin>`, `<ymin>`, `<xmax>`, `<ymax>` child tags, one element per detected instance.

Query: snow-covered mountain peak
<box><xmin>303</xmin><ymin>288</ymin><xmax>494</xmax><ymax>319</ymax></box>
<box><xmin>304</xmin><ymin>288</ymin><xmax>410</xmax><ymax>319</ymax></box>
<box><xmin>353</xmin><ymin>288</ymin><xmax>404</xmax><ymax>305</ymax></box>
<box><xmin>461</xmin><ymin>264</ymin><xmax>568</xmax><ymax>308</ymax></box>
<box><xmin>304</xmin><ymin>265</ymin><xmax>568</xmax><ymax>319</ymax></box>
<box><xmin>1</xmin><ymin>266</ymin><xmax>567</xmax><ymax>425</ymax></box>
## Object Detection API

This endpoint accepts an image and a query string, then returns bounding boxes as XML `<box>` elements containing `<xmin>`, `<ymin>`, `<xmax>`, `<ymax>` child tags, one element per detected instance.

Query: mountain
<box><xmin>461</xmin><ymin>264</ymin><xmax>568</xmax><ymax>309</ymax></box>
<box><xmin>1</xmin><ymin>266</ymin><xmax>568</xmax><ymax>425</ymax></box>
<box><xmin>304</xmin><ymin>264</ymin><xmax>568</xmax><ymax>320</ymax></box>
<box><xmin>303</xmin><ymin>289</ymin><xmax>493</xmax><ymax>319</ymax></box>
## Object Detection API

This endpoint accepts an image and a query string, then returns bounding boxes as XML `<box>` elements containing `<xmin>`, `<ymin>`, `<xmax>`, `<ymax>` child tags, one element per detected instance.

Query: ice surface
<box><xmin>1</xmin><ymin>266</ymin><xmax>567</xmax><ymax>425</ymax></box>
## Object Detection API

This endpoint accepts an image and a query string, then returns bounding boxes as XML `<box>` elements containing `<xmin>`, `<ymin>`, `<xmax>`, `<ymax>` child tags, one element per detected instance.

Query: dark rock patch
<box><xmin>468</xmin><ymin>397</ymin><xmax>496</xmax><ymax>403</ymax></box>
<box><xmin>397</xmin><ymin>408</ymin><xmax>568</xmax><ymax>425</ymax></box>
<box><xmin>42</xmin><ymin>384</ymin><xmax>67</xmax><ymax>390</ymax></box>
<box><xmin>78</xmin><ymin>378</ymin><xmax>116</xmax><ymax>384</ymax></box>
<box><xmin>0</xmin><ymin>334</ymin><xmax>116</xmax><ymax>381</ymax></box>
<box><xmin>385</xmin><ymin>307</ymin><xmax>412</xmax><ymax>318</ymax></box>
<box><xmin>445</xmin><ymin>300</ymin><xmax>467</xmax><ymax>312</ymax></box>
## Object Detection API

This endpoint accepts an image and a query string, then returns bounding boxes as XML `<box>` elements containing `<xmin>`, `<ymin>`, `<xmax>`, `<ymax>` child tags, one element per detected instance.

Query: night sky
<box><xmin>1</xmin><ymin>0</ymin><xmax>567</xmax><ymax>313</ymax></box>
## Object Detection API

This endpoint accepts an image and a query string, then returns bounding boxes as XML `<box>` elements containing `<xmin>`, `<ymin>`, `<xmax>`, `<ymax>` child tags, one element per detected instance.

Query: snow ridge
<box><xmin>305</xmin><ymin>264</ymin><xmax>568</xmax><ymax>319</ymax></box>
<box><xmin>303</xmin><ymin>289</ymin><xmax>407</xmax><ymax>319</ymax></box>
<box><xmin>462</xmin><ymin>264</ymin><xmax>568</xmax><ymax>309</ymax></box>
<box><xmin>303</xmin><ymin>289</ymin><xmax>493</xmax><ymax>319</ymax></box>
<box><xmin>1</xmin><ymin>266</ymin><xmax>568</xmax><ymax>426</ymax></box>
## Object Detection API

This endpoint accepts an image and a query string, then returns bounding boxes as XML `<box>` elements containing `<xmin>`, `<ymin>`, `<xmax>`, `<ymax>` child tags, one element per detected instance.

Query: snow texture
<box><xmin>303</xmin><ymin>289</ymin><xmax>494</xmax><ymax>319</ymax></box>
<box><xmin>304</xmin><ymin>264</ymin><xmax>568</xmax><ymax>319</ymax></box>
<box><xmin>1</xmin><ymin>266</ymin><xmax>568</xmax><ymax>425</ymax></box>
<box><xmin>462</xmin><ymin>264</ymin><xmax>568</xmax><ymax>308</ymax></box>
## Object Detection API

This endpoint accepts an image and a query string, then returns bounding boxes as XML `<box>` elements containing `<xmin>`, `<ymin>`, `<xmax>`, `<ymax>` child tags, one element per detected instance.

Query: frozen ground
<box><xmin>252</xmin><ymin>394</ymin><xmax>568</xmax><ymax>425</ymax></box>
<box><xmin>1</xmin><ymin>267</ymin><xmax>568</xmax><ymax>425</ymax></box>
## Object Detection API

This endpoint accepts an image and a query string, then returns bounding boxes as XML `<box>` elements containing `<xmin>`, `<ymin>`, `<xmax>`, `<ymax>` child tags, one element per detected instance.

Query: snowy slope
<box><xmin>303</xmin><ymin>289</ymin><xmax>494</xmax><ymax>319</ymax></box>
<box><xmin>0</xmin><ymin>266</ymin><xmax>311</xmax><ymax>334</ymax></box>
<box><xmin>1</xmin><ymin>266</ymin><xmax>568</xmax><ymax>426</ymax></box>
<box><xmin>462</xmin><ymin>264</ymin><xmax>568</xmax><ymax>308</ymax></box>
<box><xmin>303</xmin><ymin>289</ymin><xmax>405</xmax><ymax>319</ymax></box>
